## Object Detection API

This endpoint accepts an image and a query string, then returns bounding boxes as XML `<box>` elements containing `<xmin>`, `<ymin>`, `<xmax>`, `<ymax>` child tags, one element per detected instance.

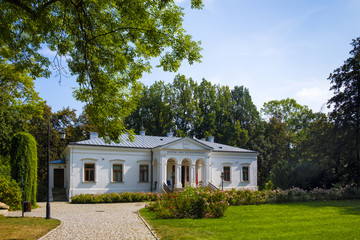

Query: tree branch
<box><xmin>4</xmin><ymin>0</ymin><xmax>36</xmax><ymax>15</ymax></box>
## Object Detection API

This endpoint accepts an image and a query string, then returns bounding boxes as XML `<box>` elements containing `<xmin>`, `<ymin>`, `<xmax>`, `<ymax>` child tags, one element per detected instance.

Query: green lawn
<box><xmin>0</xmin><ymin>216</ymin><xmax>60</xmax><ymax>240</ymax></box>
<box><xmin>140</xmin><ymin>200</ymin><xmax>360</xmax><ymax>239</ymax></box>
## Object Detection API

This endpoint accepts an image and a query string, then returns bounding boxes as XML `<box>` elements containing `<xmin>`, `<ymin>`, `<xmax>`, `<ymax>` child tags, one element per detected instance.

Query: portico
<box><xmin>153</xmin><ymin>138</ymin><xmax>215</xmax><ymax>190</ymax></box>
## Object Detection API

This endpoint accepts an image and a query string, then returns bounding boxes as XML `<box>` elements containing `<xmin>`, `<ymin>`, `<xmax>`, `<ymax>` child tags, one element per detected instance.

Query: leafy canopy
<box><xmin>1</xmin><ymin>0</ymin><xmax>203</xmax><ymax>141</ymax></box>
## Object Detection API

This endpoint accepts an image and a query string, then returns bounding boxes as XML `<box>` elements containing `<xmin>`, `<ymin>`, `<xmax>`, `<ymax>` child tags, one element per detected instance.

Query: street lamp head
<box><xmin>59</xmin><ymin>130</ymin><xmax>66</xmax><ymax>140</ymax></box>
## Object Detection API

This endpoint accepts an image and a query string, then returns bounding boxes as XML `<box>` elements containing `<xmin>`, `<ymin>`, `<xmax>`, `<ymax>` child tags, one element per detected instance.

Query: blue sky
<box><xmin>35</xmin><ymin>0</ymin><xmax>360</xmax><ymax>115</ymax></box>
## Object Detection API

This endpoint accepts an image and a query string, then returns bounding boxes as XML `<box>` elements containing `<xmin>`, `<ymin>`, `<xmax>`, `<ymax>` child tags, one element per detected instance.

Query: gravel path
<box><xmin>7</xmin><ymin>202</ymin><xmax>156</xmax><ymax>240</ymax></box>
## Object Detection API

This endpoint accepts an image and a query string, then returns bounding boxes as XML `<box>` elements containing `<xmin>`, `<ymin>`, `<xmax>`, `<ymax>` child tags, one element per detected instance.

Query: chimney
<box><xmin>166</xmin><ymin>132</ymin><xmax>173</xmax><ymax>137</ymax></box>
<box><xmin>208</xmin><ymin>136</ymin><xmax>215</xmax><ymax>143</ymax></box>
<box><xmin>140</xmin><ymin>130</ymin><xmax>146</xmax><ymax>136</ymax></box>
<box><xmin>90</xmin><ymin>132</ymin><xmax>98</xmax><ymax>140</ymax></box>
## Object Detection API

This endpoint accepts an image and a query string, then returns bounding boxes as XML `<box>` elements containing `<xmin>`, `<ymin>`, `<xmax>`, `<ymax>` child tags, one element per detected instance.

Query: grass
<box><xmin>0</xmin><ymin>215</ymin><xmax>60</xmax><ymax>240</ymax></box>
<box><xmin>140</xmin><ymin>200</ymin><xmax>360</xmax><ymax>239</ymax></box>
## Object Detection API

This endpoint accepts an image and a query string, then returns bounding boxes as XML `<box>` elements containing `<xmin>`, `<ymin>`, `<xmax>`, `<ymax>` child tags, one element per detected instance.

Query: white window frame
<box><xmin>137</xmin><ymin>160</ymin><xmax>150</xmax><ymax>183</ymax></box>
<box><xmin>110</xmin><ymin>159</ymin><xmax>125</xmax><ymax>183</ymax></box>
<box><xmin>241</xmin><ymin>164</ymin><xmax>250</xmax><ymax>182</ymax></box>
<box><xmin>81</xmin><ymin>158</ymin><xmax>98</xmax><ymax>183</ymax></box>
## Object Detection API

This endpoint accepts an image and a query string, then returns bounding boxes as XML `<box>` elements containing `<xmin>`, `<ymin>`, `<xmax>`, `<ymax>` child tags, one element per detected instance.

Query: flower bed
<box><xmin>146</xmin><ymin>186</ymin><xmax>228</xmax><ymax>219</ymax></box>
<box><xmin>70</xmin><ymin>185</ymin><xmax>360</xmax><ymax>219</ymax></box>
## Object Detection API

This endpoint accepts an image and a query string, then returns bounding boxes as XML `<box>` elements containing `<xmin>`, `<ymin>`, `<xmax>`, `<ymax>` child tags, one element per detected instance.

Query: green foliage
<box><xmin>0</xmin><ymin>62</ymin><xmax>43</xmax><ymax>155</ymax></box>
<box><xmin>70</xmin><ymin>192</ymin><xmax>161</xmax><ymax>204</ymax></box>
<box><xmin>0</xmin><ymin>155</ymin><xmax>11</xmax><ymax>179</ymax></box>
<box><xmin>0</xmin><ymin>176</ymin><xmax>22</xmax><ymax>210</ymax></box>
<box><xmin>10</xmin><ymin>132</ymin><xmax>38</xmax><ymax>206</ymax></box>
<box><xmin>126</xmin><ymin>76</ymin><xmax>260</xmax><ymax>150</ymax></box>
<box><xmin>147</xmin><ymin>187</ymin><xmax>228</xmax><ymax>219</ymax></box>
<box><xmin>328</xmin><ymin>37</ymin><xmax>360</xmax><ymax>186</ymax></box>
<box><xmin>264</xmin><ymin>180</ymin><xmax>274</xmax><ymax>190</ymax></box>
<box><xmin>1</xmin><ymin>0</ymin><xmax>203</xmax><ymax>142</ymax></box>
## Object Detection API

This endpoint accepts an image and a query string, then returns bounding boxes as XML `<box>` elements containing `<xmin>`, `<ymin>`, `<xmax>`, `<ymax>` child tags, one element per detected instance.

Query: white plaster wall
<box><xmin>210</xmin><ymin>152</ymin><xmax>258</xmax><ymax>190</ymax></box>
<box><xmin>68</xmin><ymin>146</ymin><xmax>152</xmax><ymax>199</ymax></box>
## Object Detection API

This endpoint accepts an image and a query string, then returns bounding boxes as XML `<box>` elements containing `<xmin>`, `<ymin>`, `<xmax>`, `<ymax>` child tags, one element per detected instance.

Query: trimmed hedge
<box><xmin>71</xmin><ymin>192</ymin><xmax>161</xmax><ymax>203</ymax></box>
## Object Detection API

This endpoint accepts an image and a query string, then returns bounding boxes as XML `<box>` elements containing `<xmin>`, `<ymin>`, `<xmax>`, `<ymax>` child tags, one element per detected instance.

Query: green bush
<box><xmin>0</xmin><ymin>176</ymin><xmax>22</xmax><ymax>210</ymax></box>
<box><xmin>70</xmin><ymin>192</ymin><xmax>161</xmax><ymax>203</ymax></box>
<box><xmin>147</xmin><ymin>186</ymin><xmax>228</xmax><ymax>219</ymax></box>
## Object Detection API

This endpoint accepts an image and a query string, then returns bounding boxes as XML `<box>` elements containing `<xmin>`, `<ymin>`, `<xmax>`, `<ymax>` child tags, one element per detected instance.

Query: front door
<box><xmin>54</xmin><ymin>169</ymin><xmax>64</xmax><ymax>188</ymax></box>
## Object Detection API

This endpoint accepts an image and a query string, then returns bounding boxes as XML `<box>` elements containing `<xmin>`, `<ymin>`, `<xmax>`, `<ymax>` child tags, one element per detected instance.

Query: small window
<box><xmin>242</xmin><ymin>166</ymin><xmax>249</xmax><ymax>182</ymax></box>
<box><xmin>223</xmin><ymin>166</ymin><xmax>230</xmax><ymax>182</ymax></box>
<box><xmin>113</xmin><ymin>164</ymin><xmax>123</xmax><ymax>182</ymax></box>
<box><xmin>139</xmin><ymin>165</ymin><xmax>149</xmax><ymax>182</ymax></box>
<box><xmin>84</xmin><ymin>163</ymin><xmax>95</xmax><ymax>181</ymax></box>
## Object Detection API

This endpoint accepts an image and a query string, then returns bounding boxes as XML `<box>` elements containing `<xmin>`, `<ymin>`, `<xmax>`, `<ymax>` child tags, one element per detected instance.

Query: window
<box><xmin>113</xmin><ymin>164</ymin><xmax>123</xmax><ymax>182</ymax></box>
<box><xmin>84</xmin><ymin>163</ymin><xmax>95</xmax><ymax>181</ymax></box>
<box><xmin>242</xmin><ymin>166</ymin><xmax>249</xmax><ymax>181</ymax></box>
<box><xmin>139</xmin><ymin>165</ymin><xmax>149</xmax><ymax>182</ymax></box>
<box><xmin>223</xmin><ymin>166</ymin><xmax>230</xmax><ymax>182</ymax></box>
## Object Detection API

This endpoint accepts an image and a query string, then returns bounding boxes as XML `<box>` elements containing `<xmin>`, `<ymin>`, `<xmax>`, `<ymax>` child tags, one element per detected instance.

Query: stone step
<box><xmin>52</xmin><ymin>188</ymin><xmax>67</xmax><ymax>201</ymax></box>
<box><xmin>173</xmin><ymin>188</ymin><xmax>185</xmax><ymax>193</ymax></box>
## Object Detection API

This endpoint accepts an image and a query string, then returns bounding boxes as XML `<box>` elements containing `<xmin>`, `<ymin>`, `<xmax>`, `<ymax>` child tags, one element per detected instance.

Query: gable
<box><xmin>158</xmin><ymin>138</ymin><xmax>212</xmax><ymax>151</ymax></box>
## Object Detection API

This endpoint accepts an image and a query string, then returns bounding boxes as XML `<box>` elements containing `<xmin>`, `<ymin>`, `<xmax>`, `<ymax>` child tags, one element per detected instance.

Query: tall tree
<box><xmin>213</xmin><ymin>85</ymin><xmax>233</xmax><ymax>144</ymax></box>
<box><xmin>328</xmin><ymin>37</ymin><xmax>360</xmax><ymax>186</ymax></box>
<box><xmin>1</xmin><ymin>0</ymin><xmax>203</xmax><ymax>141</ymax></box>
<box><xmin>171</xmin><ymin>74</ymin><xmax>199</xmax><ymax>136</ymax></box>
<box><xmin>231</xmin><ymin>86</ymin><xmax>261</xmax><ymax>149</ymax></box>
<box><xmin>193</xmin><ymin>79</ymin><xmax>217</xmax><ymax>138</ymax></box>
<box><xmin>10</xmin><ymin>132</ymin><xmax>38</xmax><ymax>206</ymax></box>
<box><xmin>0</xmin><ymin>62</ymin><xmax>43</xmax><ymax>155</ymax></box>
<box><xmin>126</xmin><ymin>81</ymin><xmax>174</xmax><ymax>136</ymax></box>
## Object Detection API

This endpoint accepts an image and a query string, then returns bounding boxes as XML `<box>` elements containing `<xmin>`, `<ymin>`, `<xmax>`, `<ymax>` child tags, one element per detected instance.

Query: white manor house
<box><xmin>50</xmin><ymin>132</ymin><xmax>258</xmax><ymax>201</ymax></box>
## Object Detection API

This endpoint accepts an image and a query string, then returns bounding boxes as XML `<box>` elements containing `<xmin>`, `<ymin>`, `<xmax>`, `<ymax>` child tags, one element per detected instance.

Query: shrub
<box><xmin>0</xmin><ymin>176</ymin><xmax>22</xmax><ymax>210</ymax></box>
<box><xmin>147</xmin><ymin>186</ymin><xmax>228</xmax><ymax>219</ymax></box>
<box><xmin>70</xmin><ymin>192</ymin><xmax>161</xmax><ymax>203</ymax></box>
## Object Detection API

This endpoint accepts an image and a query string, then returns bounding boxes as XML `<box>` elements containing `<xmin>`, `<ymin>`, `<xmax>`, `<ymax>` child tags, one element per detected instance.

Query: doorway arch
<box><xmin>181</xmin><ymin>158</ymin><xmax>191</xmax><ymax>188</ymax></box>
<box><xmin>195</xmin><ymin>158</ymin><xmax>205</xmax><ymax>187</ymax></box>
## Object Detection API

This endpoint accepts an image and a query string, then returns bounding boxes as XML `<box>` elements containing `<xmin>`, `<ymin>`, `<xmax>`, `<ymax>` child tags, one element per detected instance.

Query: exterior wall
<box><xmin>62</xmin><ymin>139</ymin><xmax>258</xmax><ymax>200</ymax></box>
<box><xmin>67</xmin><ymin>146</ymin><xmax>152</xmax><ymax>199</ymax></box>
<box><xmin>209</xmin><ymin>152</ymin><xmax>258</xmax><ymax>190</ymax></box>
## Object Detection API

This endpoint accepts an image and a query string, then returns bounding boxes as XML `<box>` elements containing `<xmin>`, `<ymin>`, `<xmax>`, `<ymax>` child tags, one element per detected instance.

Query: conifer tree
<box><xmin>10</xmin><ymin>132</ymin><xmax>38</xmax><ymax>206</ymax></box>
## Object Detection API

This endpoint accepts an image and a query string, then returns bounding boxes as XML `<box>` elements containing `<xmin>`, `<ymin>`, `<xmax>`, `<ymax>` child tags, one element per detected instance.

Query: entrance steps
<box><xmin>173</xmin><ymin>188</ymin><xmax>185</xmax><ymax>193</ymax></box>
<box><xmin>52</xmin><ymin>188</ymin><xmax>67</xmax><ymax>201</ymax></box>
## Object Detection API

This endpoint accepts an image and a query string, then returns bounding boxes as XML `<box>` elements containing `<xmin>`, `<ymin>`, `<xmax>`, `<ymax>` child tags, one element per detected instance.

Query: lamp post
<box><xmin>171</xmin><ymin>171</ymin><xmax>175</xmax><ymax>191</ymax></box>
<box><xmin>220</xmin><ymin>172</ymin><xmax>224</xmax><ymax>191</ymax></box>
<box><xmin>46</xmin><ymin>124</ymin><xmax>65</xmax><ymax>220</ymax></box>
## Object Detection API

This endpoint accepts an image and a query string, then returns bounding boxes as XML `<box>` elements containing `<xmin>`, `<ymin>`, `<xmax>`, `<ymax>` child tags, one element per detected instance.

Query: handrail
<box><xmin>208</xmin><ymin>181</ymin><xmax>219</xmax><ymax>192</ymax></box>
<box><xmin>162</xmin><ymin>182</ymin><xmax>172</xmax><ymax>193</ymax></box>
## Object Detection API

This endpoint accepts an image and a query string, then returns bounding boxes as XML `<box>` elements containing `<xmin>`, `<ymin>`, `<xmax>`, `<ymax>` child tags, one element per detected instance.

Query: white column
<box><xmin>191</xmin><ymin>163</ymin><xmax>196</xmax><ymax>187</ymax></box>
<box><xmin>176</xmin><ymin>163</ymin><xmax>182</xmax><ymax>188</ymax></box>
<box><xmin>204</xmin><ymin>157</ymin><xmax>210</xmax><ymax>186</ymax></box>
<box><xmin>158</xmin><ymin>155</ymin><xmax>165</xmax><ymax>193</ymax></box>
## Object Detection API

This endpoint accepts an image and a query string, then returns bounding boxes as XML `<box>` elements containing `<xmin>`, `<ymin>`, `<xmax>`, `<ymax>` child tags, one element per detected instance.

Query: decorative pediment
<box><xmin>158</xmin><ymin>138</ymin><xmax>212</xmax><ymax>151</ymax></box>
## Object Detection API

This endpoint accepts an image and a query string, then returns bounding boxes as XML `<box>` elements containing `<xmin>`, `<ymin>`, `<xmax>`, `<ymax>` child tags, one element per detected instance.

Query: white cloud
<box><xmin>297</xmin><ymin>86</ymin><xmax>327</xmax><ymax>99</ymax></box>
<box><xmin>296</xmin><ymin>86</ymin><xmax>333</xmax><ymax>112</ymax></box>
